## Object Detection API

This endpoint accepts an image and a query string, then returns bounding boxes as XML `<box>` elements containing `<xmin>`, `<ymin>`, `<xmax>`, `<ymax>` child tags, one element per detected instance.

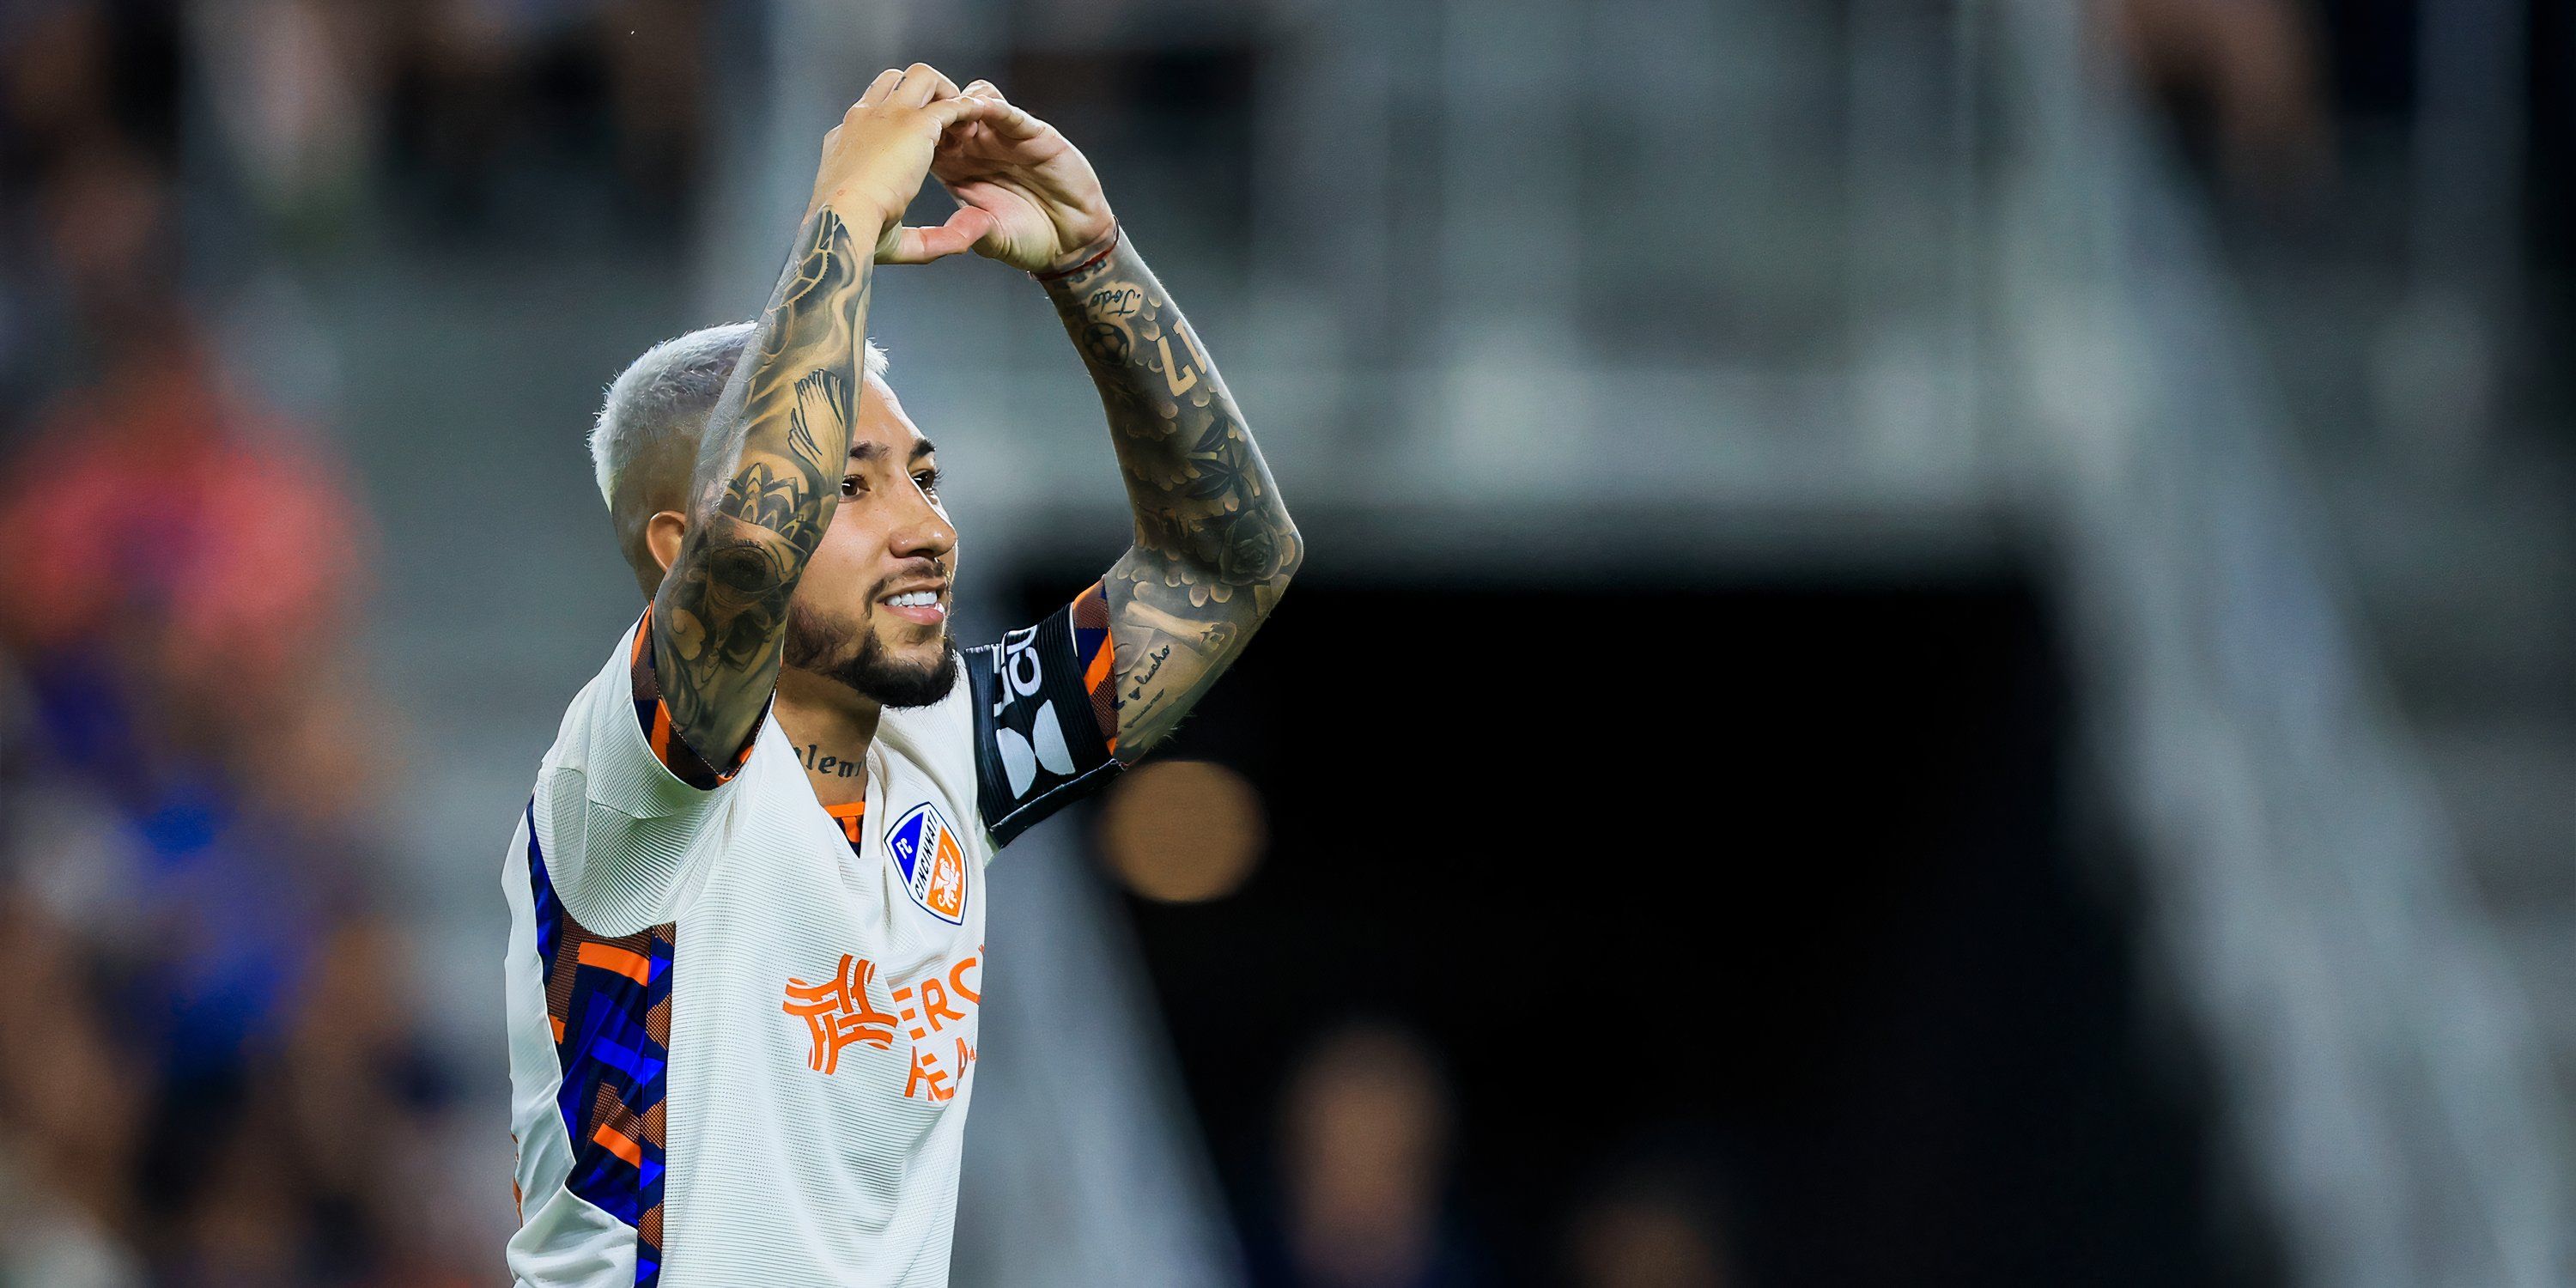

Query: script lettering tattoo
<box><xmin>1045</xmin><ymin>234</ymin><xmax>1301</xmax><ymax>756</ymax></box>
<box><xmin>1124</xmin><ymin>643</ymin><xmax>1172</xmax><ymax>702</ymax></box>
<box><xmin>653</xmin><ymin>208</ymin><xmax>872</xmax><ymax>765</ymax></box>
<box><xmin>798</xmin><ymin>744</ymin><xmax>866</xmax><ymax>778</ymax></box>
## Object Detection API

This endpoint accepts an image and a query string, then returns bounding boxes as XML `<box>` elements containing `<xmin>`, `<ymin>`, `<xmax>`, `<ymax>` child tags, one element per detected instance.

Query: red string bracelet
<box><xmin>1032</xmin><ymin>224</ymin><xmax>1121</xmax><ymax>282</ymax></box>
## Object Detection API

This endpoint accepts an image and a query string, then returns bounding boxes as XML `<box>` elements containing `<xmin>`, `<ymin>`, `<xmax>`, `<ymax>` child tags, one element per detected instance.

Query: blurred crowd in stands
<box><xmin>0</xmin><ymin>2</ymin><xmax>710</xmax><ymax>1283</ymax></box>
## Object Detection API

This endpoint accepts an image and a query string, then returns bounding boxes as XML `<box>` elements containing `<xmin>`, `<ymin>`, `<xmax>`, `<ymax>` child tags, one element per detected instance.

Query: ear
<box><xmin>647</xmin><ymin>511</ymin><xmax>688</xmax><ymax>576</ymax></box>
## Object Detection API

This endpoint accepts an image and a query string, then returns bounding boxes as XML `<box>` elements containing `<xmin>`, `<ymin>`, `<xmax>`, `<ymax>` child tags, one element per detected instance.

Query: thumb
<box><xmin>880</xmin><ymin>204</ymin><xmax>996</xmax><ymax>264</ymax></box>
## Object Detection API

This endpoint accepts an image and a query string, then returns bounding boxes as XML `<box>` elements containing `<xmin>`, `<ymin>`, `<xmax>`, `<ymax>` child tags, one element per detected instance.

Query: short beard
<box><xmin>782</xmin><ymin>603</ymin><xmax>960</xmax><ymax>708</ymax></box>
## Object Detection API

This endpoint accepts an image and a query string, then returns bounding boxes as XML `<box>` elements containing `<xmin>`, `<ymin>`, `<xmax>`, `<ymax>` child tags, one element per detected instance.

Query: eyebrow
<box><xmin>847</xmin><ymin>438</ymin><xmax>937</xmax><ymax>463</ymax></box>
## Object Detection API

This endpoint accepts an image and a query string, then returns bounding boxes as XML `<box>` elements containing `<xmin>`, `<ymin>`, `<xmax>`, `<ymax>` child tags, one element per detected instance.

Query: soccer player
<box><xmin>500</xmin><ymin>65</ymin><xmax>1297</xmax><ymax>1286</ymax></box>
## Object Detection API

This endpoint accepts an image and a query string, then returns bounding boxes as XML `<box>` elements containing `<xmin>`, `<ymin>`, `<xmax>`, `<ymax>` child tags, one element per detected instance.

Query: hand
<box><xmin>808</xmin><ymin>64</ymin><xmax>1003</xmax><ymax>264</ymax></box>
<box><xmin>928</xmin><ymin>81</ymin><xmax>1118</xmax><ymax>274</ymax></box>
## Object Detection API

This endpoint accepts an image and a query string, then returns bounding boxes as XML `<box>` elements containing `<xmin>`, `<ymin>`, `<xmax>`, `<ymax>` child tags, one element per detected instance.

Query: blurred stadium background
<box><xmin>0</xmin><ymin>0</ymin><xmax>2570</xmax><ymax>1285</ymax></box>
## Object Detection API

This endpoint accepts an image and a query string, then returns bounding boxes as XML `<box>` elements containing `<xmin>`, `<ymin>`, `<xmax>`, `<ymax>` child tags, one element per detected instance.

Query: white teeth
<box><xmin>887</xmin><ymin>591</ymin><xmax>939</xmax><ymax>608</ymax></box>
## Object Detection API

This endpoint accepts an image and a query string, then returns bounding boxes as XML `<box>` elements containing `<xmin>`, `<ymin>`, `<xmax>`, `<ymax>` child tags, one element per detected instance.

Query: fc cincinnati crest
<box><xmin>884</xmin><ymin>802</ymin><xmax>969</xmax><ymax>924</ymax></box>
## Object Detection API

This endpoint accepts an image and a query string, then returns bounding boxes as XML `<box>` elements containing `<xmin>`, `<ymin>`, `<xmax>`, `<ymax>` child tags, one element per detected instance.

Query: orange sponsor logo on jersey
<box><xmin>780</xmin><ymin>954</ymin><xmax>900</xmax><ymax>1074</ymax></box>
<box><xmin>781</xmin><ymin>947</ymin><xmax>986</xmax><ymax>1099</ymax></box>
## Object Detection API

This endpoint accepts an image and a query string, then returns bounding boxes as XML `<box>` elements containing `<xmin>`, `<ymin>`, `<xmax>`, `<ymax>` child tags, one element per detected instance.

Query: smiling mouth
<box><xmin>880</xmin><ymin>587</ymin><xmax>947</xmax><ymax>627</ymax></box>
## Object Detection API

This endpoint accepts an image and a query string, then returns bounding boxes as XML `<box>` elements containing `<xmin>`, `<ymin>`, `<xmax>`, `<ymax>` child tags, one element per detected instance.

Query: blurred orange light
<box><xmin>1097</xmin><ymin>759</ymin><xmax>1267</xmax><ymax>903</ymax></box>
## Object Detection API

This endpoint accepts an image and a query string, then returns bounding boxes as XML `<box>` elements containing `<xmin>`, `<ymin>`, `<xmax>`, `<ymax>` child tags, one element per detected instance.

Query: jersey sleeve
<box><xmin>965</xmin><ymin>582</ymin><xmax>1122</xmax><ymax>848</ymax></box>
<box><xmin>531</xmin><ymin>608</ymin><xmax>765</xmax><ymax>931</ymax></box>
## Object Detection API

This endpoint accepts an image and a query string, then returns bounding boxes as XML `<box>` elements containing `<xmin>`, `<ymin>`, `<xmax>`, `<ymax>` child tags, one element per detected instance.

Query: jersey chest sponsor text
<box><xmin>780</xmin><ymin>945</ymin><xmax>984</xmax><ymax>1103</ymax></box>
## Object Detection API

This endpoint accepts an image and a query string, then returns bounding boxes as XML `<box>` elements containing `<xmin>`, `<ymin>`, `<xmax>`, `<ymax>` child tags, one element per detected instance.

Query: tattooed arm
<box><xmin>1041</xmin><ymin>238</ymin><xmax>1300</xmax><ymax>756</ymax></box>
<box><xmin>932</xmin><ymin>81</ymin><xmax>1300</xmax><ymax>757</ymax></box>
<box><xmin>652</xmin><ymin>65</ymin><xmax>998</xmax><ymax>765</ymax></box>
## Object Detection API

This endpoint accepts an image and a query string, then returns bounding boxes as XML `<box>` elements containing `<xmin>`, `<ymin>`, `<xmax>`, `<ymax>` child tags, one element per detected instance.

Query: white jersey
<box><xmin>502</xmin><ymin>589</ymin><xmax>1118</xmax><ymax>1287</ymax></box>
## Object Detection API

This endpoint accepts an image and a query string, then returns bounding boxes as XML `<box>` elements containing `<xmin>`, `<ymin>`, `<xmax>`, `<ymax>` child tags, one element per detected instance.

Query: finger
<box><xmin>931</xmin><ymin>124</ymin><xmax>981</xmax><ymax>171</ymax></box>
<box><xmin>921</xmin><ymin>94</ymin><xmax>1005</xmax><ymax>133</ymax></box>
<box><xmin>855</xmin><ymin>67</ymin><xmax>904</xmax><ymax>109</ymax></box>
<box><xmin>974</xmin><ymin>97</ymin><xmax>1046</xmax><ymax>142</ymax></box>
<box><xmin>951</xmin><ymin>82</ymin><xmax>1008</xmax><ymax>142</ymax></box>
<box><xmin>894</xmin><ymin>63</ymin><xmax>958</xmax><ymax>107</ymax></box>
<box><xmin>929</xmin><ymin>131</ymin><xmax>994</xmax><ymax>185</ymax></box>
<box><xmin>936</xmin><ymin>105</ymin><xmax>994</xmax><ymax>150</ymax></box>
<box><xmin>880</xmin><ymin>205</ymin><xmax>996</xmax><ymax>264</ymax></box>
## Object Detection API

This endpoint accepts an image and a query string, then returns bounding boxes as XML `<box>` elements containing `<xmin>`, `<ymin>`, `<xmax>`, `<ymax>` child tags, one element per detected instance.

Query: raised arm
<box><xmin>933</xmin><ymin>82</ymin><xmax>1302</xmax><ymax>759</ymax></box>
<box><xmin>653</xmin><ymin>66</ymin><xmax>998</xmax><ymax>766</ymax></box>
<box><xmin>1041</xmin><ymin>239</ymin><xmax>1300</xmax><ymax>756</ymax></box>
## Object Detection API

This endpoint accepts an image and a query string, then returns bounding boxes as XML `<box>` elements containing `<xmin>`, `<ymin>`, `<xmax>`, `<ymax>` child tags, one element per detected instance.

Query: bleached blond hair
<box><xmin>589</xmin><ymin>324</ymin><xmax>890</xmax><ymax>507</ymax></box>
<box><xmin>587</xmin><ymin>325</ymin><xmax>889</xmax><ymax>593</ymax></box>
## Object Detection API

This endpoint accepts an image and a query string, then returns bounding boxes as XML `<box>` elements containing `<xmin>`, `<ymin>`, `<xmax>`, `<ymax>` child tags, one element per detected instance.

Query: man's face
<box><xmin>781</xmin><ymin>373</ymin><xmax>960</xmax><ymax>707</ymax></box>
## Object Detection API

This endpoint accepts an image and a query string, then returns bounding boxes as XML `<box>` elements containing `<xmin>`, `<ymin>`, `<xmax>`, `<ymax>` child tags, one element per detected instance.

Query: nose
<box><xmin>888</xmin><ymin>478</ymin><xmax>957</xmax><ymax>566</ymax></box>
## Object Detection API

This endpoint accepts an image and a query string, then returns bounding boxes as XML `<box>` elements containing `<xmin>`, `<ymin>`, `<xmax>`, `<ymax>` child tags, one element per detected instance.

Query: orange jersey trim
<box><xmin>593</xmin><ymin>1123</ymin><xmax>646</xmax><ymax>1169</ymax></box>
<box><xmin>577</xmin><ymin>942</ymin><xmax>653</xmax><ymax>986</ymax></box>
<box><xmin>823</xmin><ymin>800</ymin><xmax>869</xmax><ymax>846</ymax></box>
